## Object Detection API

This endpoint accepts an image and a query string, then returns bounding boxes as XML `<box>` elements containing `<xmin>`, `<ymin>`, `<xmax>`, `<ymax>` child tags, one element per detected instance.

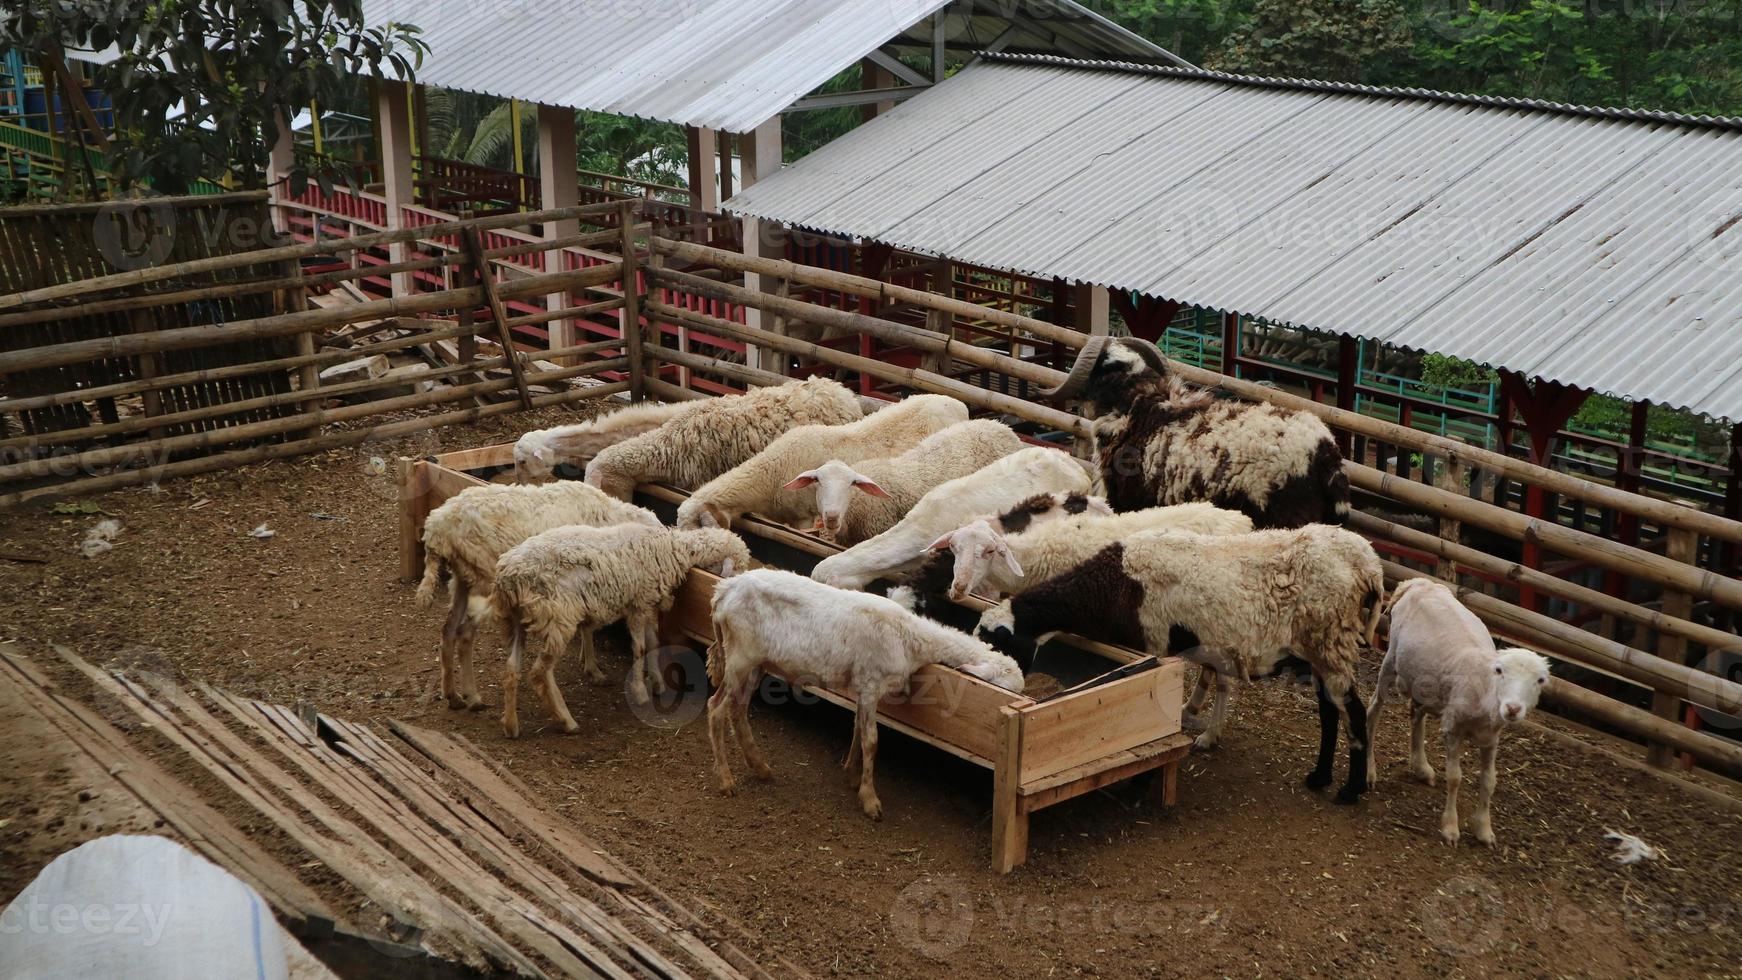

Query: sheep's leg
<box><xmin>731</xmin><ymin>676</ymin><xmax>773</xmax><ymax>782</ymax></box>
<box><xmin>577</xmin><ymin>628</ymin><xmax>608</xmax><ymax>685</ymax></box>
<box><xmin>637</xmin><ymin>611</ymin><xmax>668</xmax><ymax>696</ymax></box>
<box><xmin>1332</xmin><ymin>680</ymin><xmax>1369</xmax><ymax>805</ymax></box>
<box><xmin>440</xmin><ymin>583</ymin><xmax>469</xmax><ymax>709</ymax></box>
<box><xmin>535</xmin><ymin>628</ymin><xmax>582</xmax><ymax>735</ymax></box>
<box><xmin>1409</xmin><ymin>701</ymin><xmax>1435</xmax><ymax>786</ymax></box>
<box><xmin>853</xmin><ymin>698</ymin><xmax>883</xmax><ymax>821</ymax></box>
<box><xmin>1189</xmin><ymin>649</ymin><xmax>1241</xmax><ymax>749</ymax></box>
<box><xmin>1469</xmin><ymin>737</ymin><xmax>1499</xmax><ymax>846</ymax></box>
<box><xmin>1305</xmin><ymin>674</ymin><xmax>1339</xmax><ymax>791</ymax></box>
<box><xmin>1440</xmin><ymin>730</ymin><xmax>1464</xmax><ymax>844</ymax></box>
<box><xmin>706</xmin><ymin>677</ymin><xmax>738</xmax><ymax>796</ymax></box>
<box><xmin>626</xmin><ymin>614</ymin><xmax>654</xmax><ymax>706</ymax></box>
<box><xmin>841</xmin><ymin>723</ymin><xmax>859</xmax><ymax>773</ymax></box>
<box><xmin>501</xmin><ymin>620</ymin><xmax>526</xmax><ymax>739</ymax></box>
<box><xmin>1182</xmin><ymin>667</ymin><xmax>1214</xmax><ymax>732</ymax></box>
<box><xmin>1366</xmin><ymin>653</ymin><xmax>1396</xmax><ymax>787</ymax></box>
<box><xmin>455</xmin><ymin>609</ymin><xmax>485</xmax><ymax>711</ymax></box>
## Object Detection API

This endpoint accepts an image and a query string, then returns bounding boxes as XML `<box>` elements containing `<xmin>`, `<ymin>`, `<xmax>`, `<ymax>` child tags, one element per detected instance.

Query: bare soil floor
<box><xmin>3</xmin><ymin>407</ymin><xmax>1740</xmax><ymax>979</ymax></box>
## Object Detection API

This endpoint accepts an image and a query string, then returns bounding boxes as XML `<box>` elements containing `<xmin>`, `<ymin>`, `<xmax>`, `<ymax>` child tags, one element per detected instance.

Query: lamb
<box><xmin>676</xmin><ymin>393</ymin><xmax>968</xmax><ymax>532</ymax></box>
<box><xmin>930</xmin><ymin>500</ymin><xmax>1253</xmax><ymax>602</ymax></box>
<box><xmin>1040</xmin><ymin>336</ymin><xmax>1348</xmax><ymax>527</ymax></box>
<box><xmin>808</xmin><ymin>448</ymin><xmax>1096</xmax><ymax>591</ymax></box>
<box><xmin>415</xmin><ymin>481</ymin><xmax>661</xmax><ymax>710</ymax></box>
<box><xmin>1367</xmin><ymin>578</ymin><xmax>1550</xmax><ymax>844</ymax></box>
<box><xmin>706</xmin><ymin>569</ymin><xmax>1023</xmax><ymax>819</ymax></box>
<box><xmin>513</xmin><ymin>399</ymin><xmax>700</xmax><ymax>482</ymax></box>
<box><xmin>975</xmin><ymin>525</ymin><xmax>1384</xmax><ymax>802</ymax></box>
<box><xmin>782</xmin><ymin>419</ymin><xmax>1023</xmax><ymax>544</ymax></box>
<box><xmin>491</xmin><ymin>523</ymin><xmax>750</xmax><ymax>737</ymax></box>
<box><xmin>582</xmin><ymin>377</ymin><xmax>862</xmax><ymax>500</ymax></box>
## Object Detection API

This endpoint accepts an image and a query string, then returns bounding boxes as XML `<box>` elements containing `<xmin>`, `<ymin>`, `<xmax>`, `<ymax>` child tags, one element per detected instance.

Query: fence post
<box><xmin>1648</xmin><ymin>527</ymin><xmax>1698</xmax><ymax>767</ymax></box>
<box><xmin>620</xmin><ymin>201</ymin><xmax>646</xmax><ymax>402</ymax></box>
<box><xmin>1436</xmin><ymin>449</ymin><xmax>1467</xmax><ymax>583</ymax></box>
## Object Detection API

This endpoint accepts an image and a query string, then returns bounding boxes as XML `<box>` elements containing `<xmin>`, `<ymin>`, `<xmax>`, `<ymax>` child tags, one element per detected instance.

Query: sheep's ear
<box><xmin>852</xmin><ymin>477</ymin><xmax>891</xmax><ymax>498</ymax></box>
<box><xmin>782</xmin><ymin>471</ymin><xmax>820</xmax><ymax>490</ymax></box>
<box><xmin>998</xmin><ymin>545</ymin><xmax>1024</xmax><ymax>578</ymax></box>
<box><xmin>926</xmin><ymin>531</ymin><xmax>955</xmax><ymax>552</ymax></box>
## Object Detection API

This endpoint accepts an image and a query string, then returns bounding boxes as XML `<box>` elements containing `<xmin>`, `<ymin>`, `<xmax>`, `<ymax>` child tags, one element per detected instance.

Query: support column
<box><xmin>376</xmin><ymin>79</ymin><xmax>415</xmax><ymax>297</ymax></box>
<box><xmin>537</xmin><ymin>103</ymin><xmax>580</xmax><ymax>353</ymax></box>
<box><xmin>1498</xmin><ymin>371</ymin><xmax>1588</xmax><ymax>613</ymax></box>
<box><xmin>860</xmin><ymin>59</ymin><xmax>896</xmax><ymax>121</ymax></box>
<box><xmin>686</xmin><ymin>124</ymin><xmax>718</xmax><ymax>245</ymax></box>
<box><xmin>266</xmin><ymin>112</ymin><xmax>296</xmax><ymax>237</ymax></box>
<box><xmin>716</xmin><ymin>131</ymin><xmax>735</xmax><ymax>202</ymax></box>
<box><xmin>1072</xmin><ymin>284</ymin><xmax>1109</xmax><ymax>336</ymax></box>
<box><xmin>1335</xmin><ymin>336</ymin><xmax>1358</xmax><ymax>457</ymax></box>
<box><xmin>741</xmin><ymin>117</ymin><xmax>786</xmax><ymax>374</ymax></box>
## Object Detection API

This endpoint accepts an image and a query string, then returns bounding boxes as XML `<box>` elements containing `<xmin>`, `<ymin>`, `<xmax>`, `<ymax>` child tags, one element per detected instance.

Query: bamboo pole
<box><xmin>642</xmin><ymin>343</ymin><xmax>793</xmax><ymax>391</ymax></box>
<box><xmin>0</xmin><ymin>201</ymin><xmax>628</xmax><ymax>310</ymax></box>
<box><xmin>645</xmin><ymin>301</ymin><xmax>1090</xmax><ymax>437</ymax></box>
<box><xmin>1381</xmin><ymin>560</ymin><xmax>1742</xmax><ymax>717</ymax></box>
<box><xmin>505</xmin><ymin>297</ymin><xmax>624</xmax><ymax>330</ymax></box>
<box><xmin>0</xmin><ymin>358</ymin><xmax>627</xmax><ymax>487</ymax></box>
<box><xmin>2</xmin><ymin>382</ymin><xmax>629</xmax><ymax>509</ymax></box>
<box><xmin>0</xmin><ymin>190</ymin><xmax>269</xmax><ymax>217</ymax></box>
<box><xmin>1648</xmin><ymin>529</ymin><xmax>1698</xmax><ymax>767</ymax></box>
<box><xmin>0</xmin><ymin>263</ymin><xmax>622</xmax><ymax>375</ymax></box>
<box><xmin>1353</xmin><ymin>466</ymin><xmax>1742</xmax><ymax>611</ymax></box>
<box><xmin>0</xmin><ymin>340</ymin><xmax>622</xmax><ymax>452</ymax></box>
<box><xmin>652</xmin><ymin>236</ymin><xmax>1742</xmax><ymax>545</ymax></box>
<box><xmin>1541</xmin><ymin>676</ymin><xmax>1742</xmax><ymax>777</ymax></box>
<box><xmin>620</xmin><ymin>202</ymin><xmax>646</xmax><ymax>402</ymax></box>
<box><xmin>1350</xmin><ymin>511</ymin><xmax>1742</xmax><ymax>662</ymax></box>
<box><xmin>459</xmin><ymin>226</ymin><xmax>532</xmax><ymax>409</ymax></box>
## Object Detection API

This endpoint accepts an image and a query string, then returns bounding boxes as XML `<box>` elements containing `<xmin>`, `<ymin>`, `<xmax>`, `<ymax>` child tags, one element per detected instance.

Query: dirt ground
<box><xmin>3</xmin><ymin>406</ymin><xmax>1741</xmax><ymax>979</ymax></box>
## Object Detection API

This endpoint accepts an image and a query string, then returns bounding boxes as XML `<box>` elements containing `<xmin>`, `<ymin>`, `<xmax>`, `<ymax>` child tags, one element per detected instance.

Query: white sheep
<box><xmin>976</xmin><ymin>525</ymin><xmax>1384</xmax><ymax>802</ymax></box>
<box><xmin>513</xmin><ymin>399</ymin><xmax>700</xmax><ymax>483</ymax></box>
<box><xmin>706</xmin><ymin>568</ymin><xmax>1024</xmax><ymax>820</ymax></box>
<box><xmin>809</xmin><ymin>447</ymin><xmax>1093</xmax><ymax>590</ymax></box>
<box><xmin>782</xmin><ymin>419</ymin><xmax>1023</xmax><ymax>544</ymax></box>
<box><xmin>491</xmin><ymin>523</ymin><xmax>750</xmax><ymax>737</ymax></box>
<box><xmin>582</xmin><ymin>377</ymin><xmax>862</xmax><ymax>500</ymax></box>
<box><xmin>415</xmin><ymin>481</ymin><xmax>660</xmax><ymax>710</ymax></box>
<box><xmin>1367</xmin><ymin>578</ymin><xmax>1550</xmax><ymax>845</ymax></box>
<box><xmin>930</xmin><ymin>501</ymin><xmax>1253</xmax><ymax>602</ymax></box>
<box><xmin>676</xmin><ymin>393</ymin><xmax>967</xmax><ymax>532</ymax></box>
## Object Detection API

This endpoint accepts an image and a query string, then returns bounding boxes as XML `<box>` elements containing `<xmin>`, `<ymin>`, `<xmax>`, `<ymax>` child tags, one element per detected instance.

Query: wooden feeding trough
<box><xmin>399</xmin><ymin>437</ymin><xmax>1192</xmax><ymax>873</ymax></box>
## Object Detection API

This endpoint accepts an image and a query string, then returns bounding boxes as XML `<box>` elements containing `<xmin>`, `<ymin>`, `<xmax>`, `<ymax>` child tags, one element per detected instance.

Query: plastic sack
<box><xmin>0</xmin><ymin>834</ymin><xmax>289</xmax><ymax>980</ymax></box>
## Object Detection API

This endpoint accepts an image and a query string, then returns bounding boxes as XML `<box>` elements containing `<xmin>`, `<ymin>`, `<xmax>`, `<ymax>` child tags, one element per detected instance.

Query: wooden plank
<box><xmin>0</xmin><ymin>647</ymin><xmax>335</xmax><ymax>935</ymax></box>
<box><xmin>389</xmin><ymin>722</ymin><xmax>792</xmax><ymax>980</ymax></box>
<box><xmin>435</xmin><ymin>440</ymin><xmax>518</xmax><ymax>472</ymax></box>
<box><xmin>991</xmin><ymin>707</ymin><xmax>1028</xmax><ymax>874</ymax></box>
<box><xmin>1017</xmin><ymin>658</ymin><xmax>1182</xmax><ymax>784</ymax></box>
<box><xmin>1018</xmin><ymin>733</ymin><xmax>1193</xmax><ymax>813</ymax></box>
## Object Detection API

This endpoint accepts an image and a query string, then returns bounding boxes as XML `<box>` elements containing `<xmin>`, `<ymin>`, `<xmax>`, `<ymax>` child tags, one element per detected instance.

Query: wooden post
<box><xmin>509</xmin><ymin>99</ymin><xmax>525</xmax><ymax>197</ymax></box>
<box><xmin>860</xmin><ymin>59</ymin><xmax>897</xmax><ymax>120</ymax></box>
<box><xmin>537</xmin><ymin>103</ymin><xmax>580</xmax><ymax>352</ymax></box>
<box><xmin>459</xmin><ymin>227</ymin><xmax>534</xmax><ymax>410</ymax></box>
<box><xmin>740</xmin><ymin>116</ymin><xmax>786</xmax><ymax>375</ymax></box>
<box><xmin>620</xmin><ymin>202</ymin><xmax>646</xmax><ymax>402</ymax></box>
<box><xmin>685</xmin><ymin>125</ymin><xmax>718</xmax><ymax>219</ymax></box>
<box><xmin>266</xmin><ymin>111</ymin><xmax>296</xmax><ymax>233</ymax></box>
<box><xmin>992</xmin><ymin>707</ymin><xmax>1028</xmax><ymax>873</ymax></box>
<box><xmin>1335</xmin><ymin>335</ymin><xmax>1357</xmax><ymax>457</ymax></box>
<box><xmin>376</xmin><ymin>80</ymin><xmax>416</xmax><ymax>297</ymax></box>
<box><xmin>715</xmin><ymin>132</ymin><xmax>734</xmax><ymax>203</ymax></box>
<box><xmin>397</xmin><ymin>458</ymin><xmax>427</xmax><ymax>582</ymax></box>
<box><xmin>920</xmin><ymin>308</ymin><xmax>951</xmax><ymax>375</ymax></box>
<box><xmin>1072</xmin><ymin>284</ymin><xmax>1109</xmax><ymax>337</ymax></box>
<box><xmin>131</xmin><ymin>310</ymin><xmax>167</xmax><ymax>442</ymax></box>
<box><xmin>1221</xmin><ymin>312</ymin><xmax>1240</xmax><ymax>379</ymax></box>
<box><xmin>1436</xmin><ymin>449</ymin><xmax>1467</xmax><ymax>583</ymax></box>
<box><xmin>1648</xmin><ymin>527</ymin><xmax>1698</xmax><ymax>768</ymax></box>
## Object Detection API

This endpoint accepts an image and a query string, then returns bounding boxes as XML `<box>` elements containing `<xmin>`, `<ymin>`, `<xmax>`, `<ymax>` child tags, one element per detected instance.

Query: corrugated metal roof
<box><xmin>725</xmin><ymin>53</ymin><xmax>1742</xmax><ymax>420</ymax></box>
<box><xmin>360</xmin><ymin>1</ymin><xmax>1180</xmax><ymax>133</ymax></box>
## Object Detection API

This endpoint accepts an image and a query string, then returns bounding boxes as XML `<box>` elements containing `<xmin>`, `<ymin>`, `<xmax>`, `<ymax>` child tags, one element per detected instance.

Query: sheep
<box><xmin>706</xmin><ymin>568</ymin><xmax>1023</xmax><ymax>819</ymax></box>
<box><xmin>513</xmin><ymin>399</ymin><xmax>700</xmax><ymax>482</ymax></box>
<box><xmin>1367</xmin><ymin>578</ymin><xmax>1550</xmax><ymax>844</ymax></box>
<box><xmin>808</xmin><ymin>448</ymin><xmax>1096</xmax><ymax>591</ymax></box>
<box><xmin>975</xmin><ymin>525</ymin><xmax>1384</xmax><ymax>802</ymax></box>
<box><xmin>676</xmin><ymin>393</ymin><xmax>968</xmax><ymax>532</ymax></box>
<box><xmin>929</xmin><ymin>500</ymin><xmax>1253</xmax><ymax>602</ymax></box>
<box><xmin>781</xmin><ymin>419</ymin><xmax>1023</xmax><ymax>544</ymax></box>
<box><xmin>415</xmin><ymin>481</ymin><xmax>661</xmax><ymax>710</ymax></box>
<box><xmin>582</xmin><ymin>377</ymin><xmax>862</xmax><ymax>500</ymax></box>
<box><xmin>1039</xmin><ymin>336</ymin><xmax>1348</xmax><ymax>528</ymax></box>
<box><xmin>491</xmin><ymin>523</ymin><xmax>750</xmax><ymax>737</ymax></box>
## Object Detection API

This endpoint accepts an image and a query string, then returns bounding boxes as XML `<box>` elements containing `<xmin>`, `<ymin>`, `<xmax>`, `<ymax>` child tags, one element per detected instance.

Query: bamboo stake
<box><xmin>504</xmin><ymin>297</ymin><xmax>624</xmax><ymax>330</ymax></box>
<box><xmin>642</xmin><ymin>343</ymin><xmax>791</xmax><ymax>391</ymax></box>
<box><xmin>1541</xmin><ymin>676</ymin><xmax>1742</xmax><ymax>777</ymax></box>
<box><xmin>459</xmin><ymin>226</ymin><xmax>532</xmax><ymax>409</ymax></box>
<box><xmin>1381</xmin><ymin>560</ymin><xmax>1742</xmax><ymax>717</ymax></box>
<box><xmin>0</xmin><ymin>201</ymin><xmax>627</xmax><ymax>310</ymax></box>
<box><xmin>620</xmin><ymin>202</ymin><xmax>646</xmax><ymax>402</ymax></box>
<box><xmin>0</xmin><ymin>264</ymin><xmax>621</xmax><ymax>375</ymax></box>
<box><xmin>0</xmin><ymin>358</ymin><xmax>626</xmax><ymax>485</ymax></box>
<box><xmin>1</xmin><ymin>383</ymin><xmax>629</xmax><ymax>509</ymax></box>
<box><xmin>1648</xmin><ymin>529</ymin><xmax>1698</xmax><ymax>767</ymax></box>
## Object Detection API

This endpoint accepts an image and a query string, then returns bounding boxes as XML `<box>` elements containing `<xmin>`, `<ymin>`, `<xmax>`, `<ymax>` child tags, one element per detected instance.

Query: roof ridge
<box><xmin>977</xmin><ymin>51</ymin><xmax>1742</xmax><ymax>132</ymax></box>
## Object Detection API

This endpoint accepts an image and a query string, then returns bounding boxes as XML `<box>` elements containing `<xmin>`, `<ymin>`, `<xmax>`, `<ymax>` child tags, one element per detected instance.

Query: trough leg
<box><xmin>992</xmin><ymin>707</ymin><xmax>1028</xmax><ymax>874</ymax></box>
<box><xmin>1440</xmin><ymin>730</ymin><xmax>1464</xmax><ymax>844</ymax></box>
<box><xmin>1470</xmin><ymin>737</ymin><xmax>1499</xmax><ymax>846</ymax></box>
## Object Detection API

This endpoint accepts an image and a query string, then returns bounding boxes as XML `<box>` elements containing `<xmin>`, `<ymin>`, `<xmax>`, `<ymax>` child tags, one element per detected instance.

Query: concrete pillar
<box><xmin>1072</xmin><ymin>283</ymin><xmax>1109</xmax><ymax>336</ymax></box>
<box><xmin>538</xmin><ymin>103</ymin><xmax>580</xmax><ymax>352</ymax></box>
<box><xmin>266</xmin><ymin>112</ymin><xmax>296</xmax><ymax>237</ymax></box>
<box><xmin>740</xmin><ymin>117</ymin><xmax>786</xmax><ymax>374</ymax></box>
<box><xmin>376</xmin><ymin>79</ymin><xmax>415</xmax><ymax>297</ymax></box>
<box><xmin>686</xmin><ymin>125</ymin><xmax>719</xmax><ymax>215</ymax></box>
<box><xmin>861</xmin><ymin>59</ymin><xmax>896</xmax><ymax>121</ymax></box>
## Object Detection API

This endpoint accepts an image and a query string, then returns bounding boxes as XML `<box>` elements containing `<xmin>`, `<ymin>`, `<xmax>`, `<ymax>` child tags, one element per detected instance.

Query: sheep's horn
<box><xmin>1122</xmin><ymin>337</ymin><xmax>1170</xmax><ymax>376</ymax></box>
<box><xmin>1037</xmin><ymin>336</ymin><xmax>1107</xmax><ymax>399</ymax></box>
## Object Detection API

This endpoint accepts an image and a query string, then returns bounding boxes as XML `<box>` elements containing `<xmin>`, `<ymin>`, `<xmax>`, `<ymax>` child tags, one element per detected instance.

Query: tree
<box><xmin>1208</xmin><ymin>0</ymin><xmax>1415</xmax><ymax>82</ymax></box>
<box><xmin>0</xmin><ymin>0</ymin><xmax>425</xmax><ymax>195</ymax></box>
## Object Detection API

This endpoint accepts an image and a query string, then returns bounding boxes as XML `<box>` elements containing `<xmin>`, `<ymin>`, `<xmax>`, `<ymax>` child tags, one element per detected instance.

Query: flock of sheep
<box><xmin>414</xmin><ymin>338</ymin><xmax>1550</xmax><ymax>843</ymax></box>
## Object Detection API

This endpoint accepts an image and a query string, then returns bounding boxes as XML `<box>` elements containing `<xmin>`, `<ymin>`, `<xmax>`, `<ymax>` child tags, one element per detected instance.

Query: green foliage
<box><xmin>1</xmin><ymin>0</ymin><xmax>426</xmax><ymax>194</ymax></box>
<box><xmin>1206</xmin><ymin>0</ymin><xmax>1416</xmax><ymax>81</ymax></box>
<box><xmin>1420</xmin><ymin>353</ymin><xmax>1498</xmax><ymax>391</ymax></box>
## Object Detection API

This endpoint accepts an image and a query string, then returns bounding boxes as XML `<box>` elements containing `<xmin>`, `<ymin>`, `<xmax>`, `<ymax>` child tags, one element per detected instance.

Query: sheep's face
<box><xmin>1081</xmin><ymin>340</ymin><xmax>1166</xmax><ymax>415</ymax></box>
<box><xmin>782</xmin><ymin>461</ymin><xmax>889</xmax><ymax>538</ymax></box>
<box><xmin>930</xmin><ymin>520</ymin><xmax>1022</xmax><ymax>601</ymax></box>
<box><xmin>960</xmin><ymin>656</ymin><xmax>1024</xmax><ymax>693</ymax></box>
<box><xmin>513</xmin><ymin>437</ymin><xmax>556</xmax><ymax>484</ymax></box>
<box><xmin>1493</xmin><ymin>648</ymin><xmax>1550</xmax><ymax>724</ymax></box>
<box><xmin>974</xmin><ymin>602</ymin><xmax>1037</xmax><ymax>672</ymax></box>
